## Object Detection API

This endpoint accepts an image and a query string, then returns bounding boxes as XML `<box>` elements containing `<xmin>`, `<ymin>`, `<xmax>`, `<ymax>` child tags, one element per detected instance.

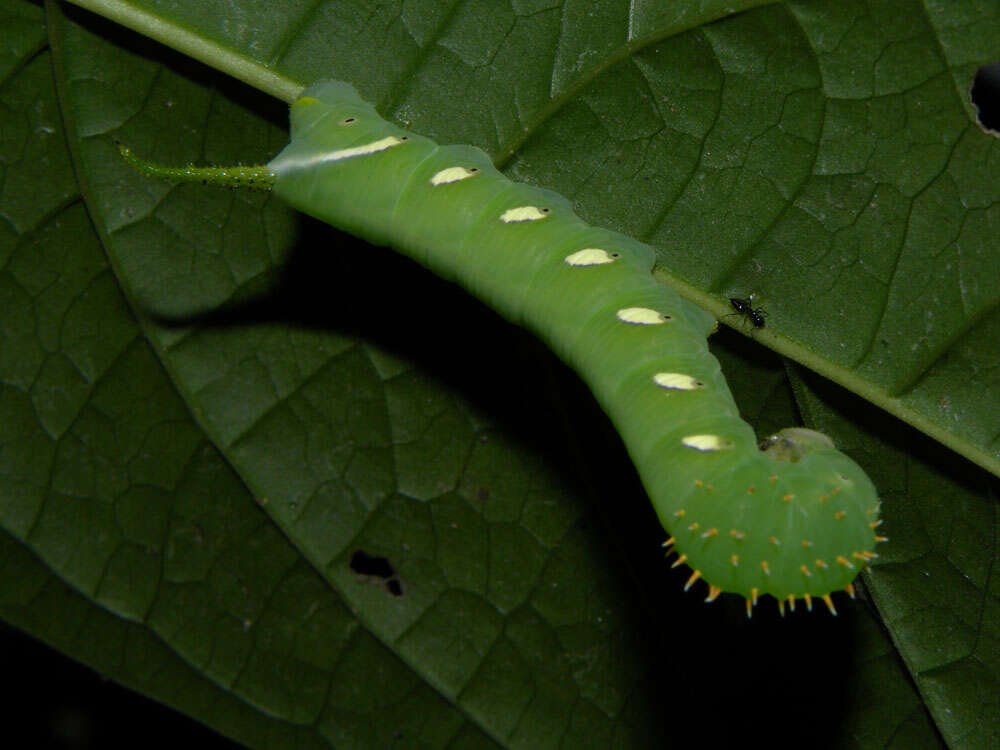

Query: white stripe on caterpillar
<box><xmin>430</xmin><ymin>166</ymin><xmax>480</xmax><ymax>185</ymax></box>
<box><xmin>500</xmin><ymin>206</ymin><xmax>550</xmax><ymax>222</ymax></box>
<box><xmin>682</xmin><ymin>435</ymin><xmax>734</xmax><ymax>452</ymax></box>
<box><xmin>273</xmin><ymin>136</ymin><xmax>407</xmax><ymax>171</ymax></box>
<box><xmin>616</xmin><ymin>307</ymin><xmax>670</xmax><ymax>325</ymax></box>
<box><xmin>564</xmin><ymin>248</ymin><xmax>618</xmax><ymax>266</ymax></box>
<box><xmin>653</xmin><ymin>373</ymin><xmax>705</xmax><ymax>391</ymax></box>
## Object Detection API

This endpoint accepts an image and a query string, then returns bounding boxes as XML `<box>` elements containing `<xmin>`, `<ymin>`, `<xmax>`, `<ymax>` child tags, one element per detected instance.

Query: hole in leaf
<box><xmin>349</xmin><ymin>549</ymin><xmax>395</xmax><ymax>579</ymax></box>
<box><xmin>384</xmin><ymin>578</ymin><xmax>405</xmax><ymax>597</ymax></box>
<box><xmin>971</xmin><ymin>62</ymin><xmax>1000</xmax><ymax>133</ymax></box>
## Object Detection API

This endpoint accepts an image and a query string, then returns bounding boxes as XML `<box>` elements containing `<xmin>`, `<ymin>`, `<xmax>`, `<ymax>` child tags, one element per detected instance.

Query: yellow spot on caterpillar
<box><xmin>819</xmin><ymin>494</ymin><xmax>829</xmax><ymax>503</ymax></box>
<box><xmin>705</xmin><ymin>585</ymin><xmax>722</xmax><ymax>603</ymax></box>
<box><xmin>673</xmin><ymin>509</ymin><xmax>686</xmax><ymax>518</ymax></box>
<box><xmin>745</xmin><ymin>598</ymin><xmax>754</xmax><ymax>618</ymax></box>
<box><xmin>800</xmin><ymin>565</ymin><xmax>812</xmax><ymax>577</ymax></box>
<box><xmin>768</xmin><ymin>536</ymin><xmax>780</xmax><ymax>546</ymax></box>
<box><xmin>694</xmin><ymin>479</ymin><xmax>704</xmax><ymax>487</ymax></box>
<box><xmin>616</xmin><ymin>307</ymin><xmax>669</xmax><ymax>325</ymax></box>
<box><xmin>684</xmin><ymin>570</ymin><xmax>702</xmax><ymax>590</ymax></box>
<box><xmin>778</xmin><ymin>599</ymin><xmax>786</xmax><ymax>617</ymax></box>
<box><xmin>875</xmin><ymin>536</ymin><xmax>889</xmax><ymax>543</ymax></box>
<box><xmin>653</xmin><ymin>372</ymin><xmax>704</xmax><ymax>390</ymax></box>
<box><xmin>682</xmin><ymin>434</ymin><xmax>733</xmax><ymax>452</ymax></box>
<box><xmin>747</xmin><ymin>485</ymin><xmax>756</xmax><ymax>494</ymax></box>
<box><xmin>687</xmin><ymin>522</ymin><xmax>700</xmax><ymax>532</ymax></box>
<box><xmin>564</xmin><ymin>248</ymin><xmax>617</xmax><ymax>266</ymax></box>
<box><xmin>730</xmin><ymin>529</ymin><xmax>745</xmax><ymax>540</ymax></box>
<box><xmin>835</xmin><ymin>510</ymin><xmax>846</xmax><ymax>519</ymax></box>
<box><xmin>661</xmin><ymin>537</ymin><xmax>675</xmax><ymax>548</ymax></box>
<box><xmin>804</xmin><ymin>593</ymin><xmax>812</xmax><ymax>611</ymax></box>
<box><xmin>801</xmin><ymin>539</ymin><xmax>813</xmax><ymax>548</ymax></box>
<box><xmin>292</xmin><ymin>96</ymin><xmax>319</xmax><ymax>108</ymax></box>
<box><xmin>844</xmin><ymin>582</ymin><xmax>856</xmax><ymax>599</ymax></box>
<box><xmin>430</xmin><ymin>166</ymin><xmax>479</xmax><ymax>185</ymax></box>
<box><xmin>671</xmin><ymin>554</ymin><xmax>688</xmax><ymax>568</ymax></box>
<box><xmin>751</xmin><ymin>588</ymin><xmax>759</xmax><ymax>605</ymax></box>
<box><xmin>787</xmin><ymin>595</ymin><xmax>796</xmax><ymax>612</ymax></box>
<box><xmin>761</xmin><ymin>561</ymin><xmax>771</xmax><ymax>575</ymax></box>
<box><xmin>500</xmin><ymin>205</ymin><xmax>549</xmax><ymax>222</ymax></box>
<box><xmin>701</xmin><ymin>527</ymin><xmax>718</xmax><ymax>539</ymax></box>
<box><xmin>836</xmin><ymin>555</ymin><xmax>854</xmax><ymax>569</ymax></box>
<box><xmin>822</xmin><ymin>595</ymin><xmax>837</xmax><ymax>615</ymax></box>
<box><xmin>815</xmin><ymin>559</ymin><xmax>828</xmax><ymax>569</ymax></box>
<box><xmin>832</xmin><ymin>486</ymin><xmax>841</xmax><ymax>495</ymax></box>
<box><xmin>731</xmin><ymin>554</ymin><xmax>739</xmax><ymax>566</ymax></box>
<box><xmin>769</xmin><ymin>475</ymin><xmax>779</xmax><ymax>483</ymax></box>
<box><xmin>782</xmin><ymin>493</ymin><xmax>795</xmax><ymax>502</ymax></box>
<box><xmin>852</xmin><ymin>552</ymin><xmax>868</xmax><ymax>562</ymax></box>
<box><xmin>869</xmin><ymin>520</ymin><xmax>883</xmax><ymax>528</ymax></box>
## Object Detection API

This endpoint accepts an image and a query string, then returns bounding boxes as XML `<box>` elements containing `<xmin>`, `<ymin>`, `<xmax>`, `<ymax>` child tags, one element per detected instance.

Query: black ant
<box><xmin>729</xmin><ymin>295</ymin><xmax>768</xmax><ymax>329</ymax></box>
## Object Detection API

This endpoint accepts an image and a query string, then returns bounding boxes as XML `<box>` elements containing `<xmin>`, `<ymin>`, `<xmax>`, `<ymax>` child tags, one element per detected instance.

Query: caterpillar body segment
<box><xmin>125</xmin><ymin>79</ymin><xmax>883</xmax><ymax>611</ymax></box>
<box><xmin>268</xmin><ymin>82</ymin><xmax>881</xmax><ymax>607</ymax></box>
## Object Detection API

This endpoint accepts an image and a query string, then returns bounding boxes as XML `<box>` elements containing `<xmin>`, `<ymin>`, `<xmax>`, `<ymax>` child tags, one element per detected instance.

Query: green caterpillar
<box><xmin>121</xmin><ymin>79</ymin><xmax>885</xmax><ymax>616</ymax></box>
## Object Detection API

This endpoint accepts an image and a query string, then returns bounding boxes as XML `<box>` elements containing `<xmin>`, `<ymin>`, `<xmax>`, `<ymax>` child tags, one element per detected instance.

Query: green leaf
<box><xmin>69</xmin><ymin>0</ymin><xmax>1000</xmax><ymax>476</ymax></box>
<box><xmin>0</xmin><ymin>3</ymin><xmax>494</xmax><ymax>746</ymax></box>
<box><xmin>789</xmin><ymin>365</ymin><xmax>1000</xmax><ymax>748</ymax></box>
<box><xmin>2</xmin><ymin>0</ymin><xmax>997</xmax><ymax>746</ymax></box>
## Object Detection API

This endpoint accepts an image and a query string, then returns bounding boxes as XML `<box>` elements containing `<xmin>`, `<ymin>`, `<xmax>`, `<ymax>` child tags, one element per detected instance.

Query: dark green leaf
<box><xmin>3</xmin><ymin>0</ymin><xmax>998</xmax><ymax>746</ymax></box>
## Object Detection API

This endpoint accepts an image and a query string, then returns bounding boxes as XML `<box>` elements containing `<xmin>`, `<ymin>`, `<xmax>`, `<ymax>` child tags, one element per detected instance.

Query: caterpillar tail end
<box><xmin>657</xmin><ymin>430</ymin><xmax>887</xmax><ymax>618</ymax></box>
<box><xmin>116</xmin><ymin>140</ymin><xmax>275</xmax><ymax>191</ymax></box>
